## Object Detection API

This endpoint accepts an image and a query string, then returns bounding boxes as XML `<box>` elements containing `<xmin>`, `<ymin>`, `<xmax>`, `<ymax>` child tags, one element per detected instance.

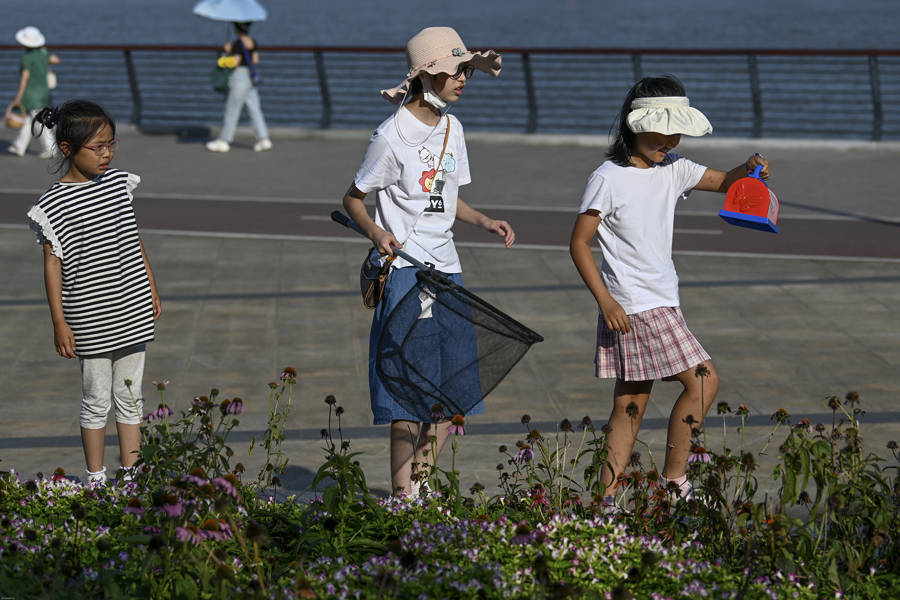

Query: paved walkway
<box><xmin>1</xmin><ymin>126</ymin><xmax>898</xmax><ymax>497</ymax></box>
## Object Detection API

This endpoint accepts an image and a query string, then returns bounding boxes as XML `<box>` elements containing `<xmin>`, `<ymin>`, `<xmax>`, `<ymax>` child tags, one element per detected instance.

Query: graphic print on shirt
<box><xmin>417</xmin><ymin>147</ymin><xmax>457</xmax><ymax>213</ymax></box>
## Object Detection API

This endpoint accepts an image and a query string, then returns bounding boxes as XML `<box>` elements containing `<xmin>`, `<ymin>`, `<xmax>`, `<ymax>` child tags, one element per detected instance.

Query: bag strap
<box><xmin>435</xmin><ymin>116</ymin><xmax>451</xmax><ymax>179</ymax></box>
<box><xmin>404</xmin><ymin>115</ymin><xmax>451</xmax><ymax>244</ymax></box>
<box><xmin>239</xmin><ymin>40</ymin><xmax>259</xmax><ymax>84</ymax></box>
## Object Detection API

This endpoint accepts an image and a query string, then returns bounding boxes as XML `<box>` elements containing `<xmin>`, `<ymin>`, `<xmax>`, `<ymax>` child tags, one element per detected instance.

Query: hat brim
<box><xmin>381</xmin><ymin>49</ymin><xmax>501</xmax><ymax>104</ymax></box>
<box><xmin>626</xmin><ymin>105</ymin><xmax>713</xmax><ymax>137</ymax></box>
<box><xmin>15</xmin><ymin>31</ymin><xmax>45</xmax><ymax>48</ymax></box>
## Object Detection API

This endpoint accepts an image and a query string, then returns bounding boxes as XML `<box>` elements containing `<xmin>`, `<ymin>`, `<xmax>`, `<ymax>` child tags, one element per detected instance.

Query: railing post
<box><xmin>522</xmin><ymin>51</ymin><xmax>537</xmax><ymax>134</ymax></box>
<box><xmin>747</xmin><ymin>54</ymin><xmax>763</xmax><ymax>138</ymax></box>
<box><xmin>123</xmin><ymin>49</ymin><xmax>142</xmax><ymax>126</ymax></box>
<box><xmin>631</xmin><ymin>53</ymin><xmax>643</xmax><ymax>81</ymax></box>
<box><xmin>868</xmin><ymin>55</ymin><xmax>883</xmax><ymax>141</ymax></box>
<box><xmin>314</xmin><ymin>50</ymin><xmax>332</xmax><ymax>129</ymax></box>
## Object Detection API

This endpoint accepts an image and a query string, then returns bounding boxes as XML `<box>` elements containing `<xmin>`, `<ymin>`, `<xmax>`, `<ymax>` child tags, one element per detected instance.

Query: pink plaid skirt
<box><xmin>595</xmin><ymin>306</ymin><xmax>710</xmax><ymax>381</ymax></box>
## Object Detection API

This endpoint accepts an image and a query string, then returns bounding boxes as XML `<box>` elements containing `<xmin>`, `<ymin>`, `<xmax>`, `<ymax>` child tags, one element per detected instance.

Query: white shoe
<box><xmin>39</xmin><ymin>150</ymin><xmax>56</xmax><ymax>159</ymax></box>
<box><xmin>253</xmin><ymin>138</ymin><xmax>272</xmax><ymax>152</ymax></box>
<box><xmin>205</xmin><ymin>139</ymin><xmax>230</xmax><ymax>152</ymax></box>
<box><xmin>7</xmin><ymin>145</ymin><xmax>25</xmax><ymax>157</ymax></box>
<box><xmin>86</xmin><ymin>466</ymin><xmax>107</xmax><ymax>486</ymax></box>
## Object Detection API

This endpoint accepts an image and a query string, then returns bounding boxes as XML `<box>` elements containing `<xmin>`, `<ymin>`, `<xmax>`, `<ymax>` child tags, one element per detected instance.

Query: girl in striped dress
<box><xmin>569</xmin><ymin>76</ymin><xmax>771</xmax><ymax>508</ymax></box>
<box><xmin>27</xmin><ymin>100</ymin><xmax>161</xmax><ymax>485</ymax></box>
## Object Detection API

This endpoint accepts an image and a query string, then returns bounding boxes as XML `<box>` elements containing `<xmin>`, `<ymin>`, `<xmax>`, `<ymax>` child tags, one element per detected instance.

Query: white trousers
<box><xmin>79</xmin><ymin>345</ymin><xmax>145</xmax><ymax>429</ymax></box>
<box><xmin>10</xmin><ymin>109</ymin><xmax>55</xmax><ymax>156</ymax></box>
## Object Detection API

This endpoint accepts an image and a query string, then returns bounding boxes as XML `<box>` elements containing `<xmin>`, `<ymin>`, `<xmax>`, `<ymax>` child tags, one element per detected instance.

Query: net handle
<box><xmin>331</xmin><ymin>210</ymin><xmax>431</xmax><ymax>271</ymax></box>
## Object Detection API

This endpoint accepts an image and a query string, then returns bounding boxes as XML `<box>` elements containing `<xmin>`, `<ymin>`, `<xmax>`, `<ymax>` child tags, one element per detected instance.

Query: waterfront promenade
<box><xmin>1</xmin><ymin>126</ymin><xmax>898</xmax><ymax>497</ymax></box>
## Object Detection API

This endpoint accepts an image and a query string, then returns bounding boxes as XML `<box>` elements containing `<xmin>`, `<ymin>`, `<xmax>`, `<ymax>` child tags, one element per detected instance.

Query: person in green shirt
<box><xmin>7</xmin><ymin>26</ymin><xmax>59</xmax><ymax>158</ymax></box>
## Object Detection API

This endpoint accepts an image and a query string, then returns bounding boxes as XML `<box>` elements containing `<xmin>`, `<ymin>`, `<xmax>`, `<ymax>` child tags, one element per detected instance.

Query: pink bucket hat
<box><xmin>381</xmin><ymin>27</ymin><xmax>501</xmax><ymax>104</ymax></box>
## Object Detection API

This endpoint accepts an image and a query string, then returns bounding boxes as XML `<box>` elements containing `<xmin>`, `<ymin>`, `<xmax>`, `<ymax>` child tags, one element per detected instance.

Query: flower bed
<box><xmin>1</xmin><ymin>371</ymin><xmax>897</xmax><ymax>599</ymax></box>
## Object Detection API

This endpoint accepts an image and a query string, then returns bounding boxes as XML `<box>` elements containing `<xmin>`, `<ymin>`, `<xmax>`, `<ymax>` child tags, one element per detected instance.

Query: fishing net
<box><xmin>376</xmin><ymin>267</ymin><xmax>544</xmax><ymax>422</ymax></box>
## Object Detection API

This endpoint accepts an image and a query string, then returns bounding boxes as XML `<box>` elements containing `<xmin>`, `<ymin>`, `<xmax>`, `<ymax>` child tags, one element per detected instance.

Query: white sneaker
<box><xmin>7</xmin><ymin>145</ymin><xmax>25</xmax><ymax>157</ymax></box>
<box><xmin>205</xmin><ymin>139</ymin><xmax>230</xmax><ymax>152</ymax></box>
<box><xmin>253</xmin><ymin>138</ymin><xmax>272</xmax><ymax>152</ymax></box>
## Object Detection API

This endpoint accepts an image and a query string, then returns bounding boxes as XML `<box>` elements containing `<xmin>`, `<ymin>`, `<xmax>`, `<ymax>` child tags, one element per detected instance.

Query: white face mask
<box><xmin>420</xmin><ymin>75</ymin><xmax>447</xmax><ymax>110</ymax></box>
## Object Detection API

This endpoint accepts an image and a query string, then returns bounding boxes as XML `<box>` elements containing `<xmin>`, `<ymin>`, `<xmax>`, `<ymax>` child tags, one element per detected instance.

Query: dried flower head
<box><xmin>559</xmin><ymin>419</ymin><xmax>573</xmax><ymax>432</ymax></box>
<box><xmin>521</xmin><ymin>414</ymin><xmax>531</xmax><ymax>425</ymax></box>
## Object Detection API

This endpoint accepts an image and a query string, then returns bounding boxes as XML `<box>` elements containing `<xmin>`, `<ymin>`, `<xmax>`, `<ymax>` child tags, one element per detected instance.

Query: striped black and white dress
<box><xmin>27</xmin><ymin>169</ymin><xmax>155</xmax><ymax>357</ymax></box>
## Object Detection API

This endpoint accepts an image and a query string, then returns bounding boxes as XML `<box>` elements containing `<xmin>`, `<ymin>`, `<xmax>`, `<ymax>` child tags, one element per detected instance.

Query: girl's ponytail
<box><xmin>32</xmin><ymin>105</ymin><xmax>59</xmax><ymax>136</ymax></box>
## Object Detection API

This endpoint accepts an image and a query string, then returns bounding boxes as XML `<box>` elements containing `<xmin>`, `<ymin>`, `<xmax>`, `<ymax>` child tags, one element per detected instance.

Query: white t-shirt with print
<box><xmin>578</xmin><ymin>154</ymin><xmax>707</xmax><ymax>314</ymax></box>
<box><xmin>354</xmin><ymin>108</ymin><xmax>471</xmax><ymax>273</ymax></box>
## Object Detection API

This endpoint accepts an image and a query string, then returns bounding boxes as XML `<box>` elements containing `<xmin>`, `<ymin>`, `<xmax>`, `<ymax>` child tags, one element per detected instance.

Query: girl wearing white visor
<box><xmin>569</xmin><ymin>75</ymin><xmax>771</xmax><ymax>509</ymax></box>
<box><xmin>342</xmin><ymin>27</ymin><xmax>515</xmax><ymax>497</ymax></box>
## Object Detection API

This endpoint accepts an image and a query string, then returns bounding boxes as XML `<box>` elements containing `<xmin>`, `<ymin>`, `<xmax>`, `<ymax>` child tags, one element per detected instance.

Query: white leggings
<box><xmin>79</xmin><ymin>345</ymin><xmax>145</xmax><ymax>429</ymax></box>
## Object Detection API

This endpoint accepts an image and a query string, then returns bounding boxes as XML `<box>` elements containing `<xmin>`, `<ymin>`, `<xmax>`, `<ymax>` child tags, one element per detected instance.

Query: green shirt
<box><xmin>20</xmin><ymin>48</ymin><xmax>50</xmax><ymax>111</ymax></box>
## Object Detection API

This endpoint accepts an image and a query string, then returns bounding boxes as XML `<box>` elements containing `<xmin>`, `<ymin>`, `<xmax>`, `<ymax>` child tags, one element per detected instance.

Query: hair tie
<box><xmin>45</xmin><ymin>106</ymin><xmax>59</xmax><ymax>129</ymax></box>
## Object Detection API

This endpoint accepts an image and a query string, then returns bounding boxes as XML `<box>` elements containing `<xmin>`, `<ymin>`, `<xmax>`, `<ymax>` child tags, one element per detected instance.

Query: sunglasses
<box><xmin>451</xmin><ymin>64</ymin><xmax>475</xmax><ymax>80</ymax></box>
<box><xmin>82</xmin><ymin>139</ymin><xmax>120</xmax><ymax>155</ymax></box>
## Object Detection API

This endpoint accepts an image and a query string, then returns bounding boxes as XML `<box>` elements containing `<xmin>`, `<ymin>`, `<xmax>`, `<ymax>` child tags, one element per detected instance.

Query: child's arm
<box><xmin>139</xmin><ymin>239</ymin><xmax>162</xmax><ymax>320</ymax></box>
<box><xmin>569</xmin><ymin>210</ymin><xmax>631</xmax><ymax>333</ymax></box>
<box><xmin>42</xmin><ymin>241</ymin><xmax>76</xmax><ymax>358</ymax></box>
<box><xmin>341</xmin><ymin>184</ymin><xmax>401</xmax><ymax>255</ymax></box>
<box><xmin>695</xmin><ymin>154</ymin><xmax>770</xmax><ymax>193</ymax></box>
<box><xmin>455</xmin><ymin>198</ymin><xmax>516</xmax><ymax>248</ymax></box>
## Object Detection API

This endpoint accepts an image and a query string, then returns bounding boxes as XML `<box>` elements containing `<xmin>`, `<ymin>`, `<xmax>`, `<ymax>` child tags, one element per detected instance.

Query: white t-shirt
<box><xmin>578</xmin><ymin>154</ymin><xmax>707</xmax><ymax>314</ymax></box>
<box><xmin>354</xmin><ymin>107</ymin><xmax>471</xmax><ymax>273</ymax></box>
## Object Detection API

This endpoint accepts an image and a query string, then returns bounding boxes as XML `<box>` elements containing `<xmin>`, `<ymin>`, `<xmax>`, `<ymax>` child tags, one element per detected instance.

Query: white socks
<box><xmin>86</xmin><ymin>466</ymin><xmax>107</xmax><ymax>485</ymax></box>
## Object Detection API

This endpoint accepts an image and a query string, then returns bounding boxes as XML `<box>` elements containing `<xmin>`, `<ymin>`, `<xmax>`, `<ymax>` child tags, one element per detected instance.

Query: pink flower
<box><xmin>515</xmin><ymin>445</ymin><xmax>534</xmax><ymax>463</ymax></box>
<box><xmin>688</xmin><ymin>446</ymin><xmax>711</xmax><ymax>464</ymax></box>
<box><xmin>123</xmin><ymin>497</ymin><xmax>144</xmax><ymax>516</ymax></box>
<box><xmin>160</xmin><ymin>500</ymin><xmax>183</xmax><ymax>518</ymax></box>
<box><xmin>199</xmin><ymin>518</ymin><xmax>232</xmax><ymax>541</ymax></box>
<box><xmin>175</xmin><ymin>525</ymin><xmax>202</xmax><ymax>545</ymax></box>
<box><xmin>212</xmin><ymin>476</ymin><xmax>238</xmax><ymax>498</ymax></box>
<box><xmin>226</xmin><ymin>398</ymin><xmax>243</xmax><ymax>415</ymax></box>
<box><xmin>448</xmin><ymin>414</ymin><xmax>466</xmax><ymax>436</ymax></box>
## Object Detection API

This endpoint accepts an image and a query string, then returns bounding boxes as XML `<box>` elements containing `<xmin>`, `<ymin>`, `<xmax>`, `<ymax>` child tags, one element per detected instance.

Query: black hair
<box><xmin>606</xmin><ymin>75</ymin><xmax>687</xmax><ymax>167</ymax></box>
<box><xmin>409</xmin><ymin>75</ymin><xmax>424</xmax><ymax>96</ymax></box>
<box><xmin>234</xmin><ymin>22</ymin><xmax>252</xmax><ymax>35</ymax></box>
<box><xmin>32</xmin><ymin>100</ymin><xmax>116</xmax><ymax>173</ymax></box>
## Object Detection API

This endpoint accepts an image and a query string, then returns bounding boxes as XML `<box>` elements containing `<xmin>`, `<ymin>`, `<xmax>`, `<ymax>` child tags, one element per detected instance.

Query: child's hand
<box><xmin>746</xmin><ymin>153</ymin><xmax>770</xmax><ymax>180</ymax></box>
<box><xmin>54</xmin><ymin>323</ymin><xmax>76</xmax><ymax>359</ymax></box>
<box><xmin>373</xmin><ymin>229</ymin><xmax>402</xmax><ymax>256</ymax></box>
<box><xmin>600</xmin><ymin>298</ymin><xmax>631</xmax><ymax>334</ymax></box>
<box><xmin>482</xmin><ymin>218</ymin><xmax>516</xmax><ymax>248</ymax></box>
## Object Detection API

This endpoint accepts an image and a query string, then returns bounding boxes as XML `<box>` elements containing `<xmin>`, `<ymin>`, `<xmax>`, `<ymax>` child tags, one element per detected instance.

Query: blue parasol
<box><xmin>193</xmin><ymin>0</ymin><xmax>268</xmax><ymax>22</ymax></box>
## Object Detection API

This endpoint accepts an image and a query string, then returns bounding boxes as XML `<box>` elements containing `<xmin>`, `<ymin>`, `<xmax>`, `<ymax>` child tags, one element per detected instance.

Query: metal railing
<box><xmin>2</xmin><ymin>45</ymin><xmax>899</xmax><ymax>140</ymax></box>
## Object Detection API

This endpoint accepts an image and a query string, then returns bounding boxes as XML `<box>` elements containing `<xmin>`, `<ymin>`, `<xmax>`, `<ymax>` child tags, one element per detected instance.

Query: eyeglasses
<box><xmin>82</xmin><ymin>139</ymin><xmax>120</xmax><ymax>155</ymax></box>
<box><xmin>451</xmin><ymin>64</ymin><xmax>475</xmax><ymax>80</ymax></box>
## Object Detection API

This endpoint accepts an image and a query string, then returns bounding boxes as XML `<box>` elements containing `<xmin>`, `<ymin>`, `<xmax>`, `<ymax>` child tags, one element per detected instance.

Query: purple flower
<box><xmin>212</xmin><ymin>476</ymin><xmax>239</xmax><ymax>498</ymax></box>
<box><xmin>199</xmin><ymin>518</ymin><xmax>232</xmax><ymax>541</ymax></box>
<box><xmin>160</xmin><ymin>500</ymin><xmax>183</xmax><ymax>518</ymax></box>
<box><xmin>227</xmin><ymin>398</ymin><xmax>243</xmax><ymax>415</ymax></box>
<box><xmin>181</xmin><ymin>473</ymin><xmax>207</xmax><ymax>487</ymax></box>
<box><xmin>430</xmin><ymin>404</ymin><xmax>446</xmax><ymax>422</ymax></box>
<box><xmin>448</xmin><ymin>414</ymin><xmax>466</xmax><ymax>436</ymax></box>
<box><xmin>175</xmin><ymin>525</ymin><xmax>202</xmax><ymax>545</ymax></box>
<box><xmin>511</xmin><ymin>522</ymin><xmax>532</xmax><ymax>545</ymax></box>
<box><xmin>152</xmin><ymin>380</ymin><xmax>169</xmax><ymax>391</ymax></box>
<box><xmin>123</xmin><ymin>497</ymin><xmax>144</xmax><ymax>516</ymax></box>
<box><xmin>515</xmin><ymin>445</ymin><xmax>534</xmax><ymax>463</ymax></box>
<box><xmin>688</xmin><ymin>447</ymin><xmax>712</xmax><ymax>464</ymax></box>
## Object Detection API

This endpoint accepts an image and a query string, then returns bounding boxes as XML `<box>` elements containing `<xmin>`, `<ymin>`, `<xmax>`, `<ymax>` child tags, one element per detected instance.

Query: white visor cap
<box><xmin>626</xmin><ymin>96</ymin><xmax>713</xmax><ymax>137</ymax></box>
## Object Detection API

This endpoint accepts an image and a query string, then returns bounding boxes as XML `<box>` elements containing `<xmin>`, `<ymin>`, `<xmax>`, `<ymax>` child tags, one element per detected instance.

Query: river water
<box><xmin>8</xmin><ymin>0</ymin><xmax>899</xmax><ymax>49</ymax></box>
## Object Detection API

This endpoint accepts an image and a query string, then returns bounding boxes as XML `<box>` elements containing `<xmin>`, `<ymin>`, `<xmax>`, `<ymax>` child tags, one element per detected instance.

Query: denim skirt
<box><xmin>369</xmin><ymin>266</ymin><xmax>485</xmax><ymax>424</ymax></box>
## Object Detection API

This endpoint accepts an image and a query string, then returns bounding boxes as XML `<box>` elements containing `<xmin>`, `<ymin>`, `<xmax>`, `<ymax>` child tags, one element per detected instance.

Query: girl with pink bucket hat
<box><xmin>342</xmin><ymin>26</ymin><xmax>516</xmax><ymax>497</ymax></box>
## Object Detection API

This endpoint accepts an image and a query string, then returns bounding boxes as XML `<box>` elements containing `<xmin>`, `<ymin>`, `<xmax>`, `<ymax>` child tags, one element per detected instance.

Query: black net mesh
<box><xmin>376</xmin><ymin>268</ymin><xmax>544</xmax><ymax>422</ymax></box>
